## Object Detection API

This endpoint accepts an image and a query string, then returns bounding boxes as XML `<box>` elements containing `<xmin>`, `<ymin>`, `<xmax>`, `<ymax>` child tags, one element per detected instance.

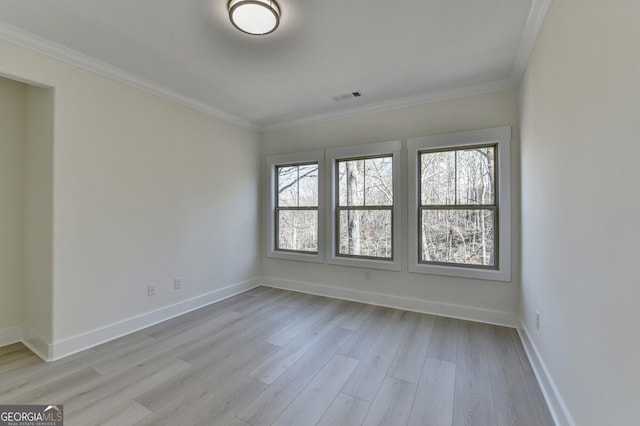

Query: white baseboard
<box><xmin>21</xmin><ymin>326</ymin><xmax>53</xmax><ymax>361</ymax></box>
<box><xmin>0</xmin><ymin>326</ymin><xmax>22</xmax><ymax>347</ymax></box>
<box><xmin>0</xmin><ymin>325</ymin><xmax>52</xmax><ymax>361</ymax></box>
<box><xmin>261</xmin><ymin>277</ymin><xmax>518</xmax><ymax>327</ymax></box>
<box><xmin>45</xmin><ymin>278</ymin><xmax>260</xmax><ymax>361</ymax></box>
<box><xmin>517</xmin><ymin>324</ymin><xmax>575</xmax><ymax>426</ymax></box>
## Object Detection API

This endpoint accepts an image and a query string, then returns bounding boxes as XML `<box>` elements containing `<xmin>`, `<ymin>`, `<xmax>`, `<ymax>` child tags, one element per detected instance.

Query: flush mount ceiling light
<box><xmin>228</xmin><ymin>0</ymin><xmax>281</xmax><ymax>35</ymax></box>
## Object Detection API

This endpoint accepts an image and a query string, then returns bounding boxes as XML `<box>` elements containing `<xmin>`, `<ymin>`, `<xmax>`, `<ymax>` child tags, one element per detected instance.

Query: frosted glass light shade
<box><xmin>228</xmin><ymin>0</ymin><xmax>281</xmax><ymax>35</ymax></box>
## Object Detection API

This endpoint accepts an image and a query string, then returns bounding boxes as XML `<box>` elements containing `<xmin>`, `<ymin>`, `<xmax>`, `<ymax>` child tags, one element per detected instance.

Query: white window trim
<box><xmin>266</xmin><ymin>150</ymin><xmax>325</xmax><ymax>263</ymax></box>
<box><xmin>407</xmin><ymin>127</ymin><xmax>512</xmax><ymax>281</ymax></box>
<box><xmin>326</xmin><ymin>140</ymin><xmax>402</xmax><ymax>271</ymax></box>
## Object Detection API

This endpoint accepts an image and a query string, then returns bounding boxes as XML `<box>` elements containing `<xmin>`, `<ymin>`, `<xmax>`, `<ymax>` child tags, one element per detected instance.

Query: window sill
<box><xmin>328</xmin><ymin>255</ymin><xmax>401</xmax><ymax>271</ymax></box>
<box><xmin>267</xmin><ymin>250</ymin><xmax>324</xmax><ymax>264</ymax></box>
<box><xmin>408</xmin><ymin>262</ymin><xmax>511</xmax><ymax>282</ymax></box>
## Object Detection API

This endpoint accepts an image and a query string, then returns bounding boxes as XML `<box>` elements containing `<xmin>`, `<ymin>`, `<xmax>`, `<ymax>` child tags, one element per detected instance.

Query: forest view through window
<box><xmin>419</xmin><ymin>145</ymin><xmax>497</xmax><ymax>267</ymax></box>
<box><xmin>276</xmin><ymin>162</ymin><xmax>319</xmax><ymax>253</ymax></box>
<box><xmin>336</xmin><ymin>155</ymin><xmax>393</xmax><ymax>259</ymax></box>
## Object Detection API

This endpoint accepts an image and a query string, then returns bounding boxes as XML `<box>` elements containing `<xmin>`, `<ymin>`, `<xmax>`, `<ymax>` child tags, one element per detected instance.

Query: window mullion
<box><xmin>363</xmin><ymin>159</ymin><xmax>367</xmax><ymax>207</ymax></box>
<box><xmin>454</xmin><ymin>150</ymin><xmax>458</xmax><ymax>205</ymax></box>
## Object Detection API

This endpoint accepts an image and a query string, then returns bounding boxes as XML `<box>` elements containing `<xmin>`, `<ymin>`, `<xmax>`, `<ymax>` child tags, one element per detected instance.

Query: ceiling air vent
<box><xmin>332</xmin><ymin>91</ymin><xmax>363</xmax><ymax>101</ymax></box>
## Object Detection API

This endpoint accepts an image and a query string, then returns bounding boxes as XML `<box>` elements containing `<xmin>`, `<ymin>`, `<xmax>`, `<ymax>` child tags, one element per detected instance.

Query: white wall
<box><xmin>261</xmin><ymin>90</ymin><xmax>521</xmax><ymax>323</ymax></box>
<box><xmin>0</xmin><ymin>76</ymin><xmax>26</xmax><ymax>333</ymax></box>
<box><xmin>0</xmin><ymin>38</ymin><xmax>260</xmax><ymax>352</ymax></box>
<box><xmin>519</xmin><ymin>0</ymin><xmax>640</xmax><ymax>424</ymax></box>
<box><xmin>50</xmin><ymin>71</ymin><xmax>260</xmax><ymax>344</ymax></box>
<box><xmin>23</xmin><ymin>85</ymin><xmax>54</xmax><ymax>348</ymax></box>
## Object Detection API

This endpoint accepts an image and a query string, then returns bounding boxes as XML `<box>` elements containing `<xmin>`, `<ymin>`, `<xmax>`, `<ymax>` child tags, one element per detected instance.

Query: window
<box><xmin>266</xmin><ymin>151</ymin><xmax>324</xmax><ymax>263</ymax></box>
<box><xmin>408</xmin><ymin>127</ymin><xmax>511</xmax><ymax>281</ymax></box>
<box><xmin>276</xmin><ymin>163</ymin><xmax>319</xmax><ymax>253</ymax></box>
<box><xmin>336</xmin><ymin>156</ymin><xmax>393</xmax><ymax>259</ymax></box>
<box><xmin>327</xmin><ymin>141</ymin><xmax>402</xmax><ymax>271</ymax></box>
<box><xmin>419</xmin><ymin>145</ymin><xmax>496</xmax><ymax>267</ymax></box>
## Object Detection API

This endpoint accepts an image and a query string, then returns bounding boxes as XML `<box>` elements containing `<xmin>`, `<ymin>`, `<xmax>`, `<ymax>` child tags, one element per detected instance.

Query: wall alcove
<box><xmin>0</xmin><ymin>74</ymin><xmax>54</xmax><ymax>359</ymax></box>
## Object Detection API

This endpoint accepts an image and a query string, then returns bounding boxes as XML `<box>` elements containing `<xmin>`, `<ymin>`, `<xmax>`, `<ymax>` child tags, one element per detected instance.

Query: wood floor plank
<box><xmin>408</xmin><ymin>357</ymin><xmax>456</xmax><ymax>426</ymax></box>
<box><xmin>388</xmin><ymin>313</ymin><xmax>435</xmax><ymax>383</ymax></box>
<box><xmin>338</xmin><ymin>305</ymin><xmax>394</xmax><ymax>360</ymax></box>
<box><xmin>81</xmin><ymin>400</ymin><xmax>151</xmax><ymax>426</ymax></box>
<box><xmin>244</xmin><ymin>285</ymin><xmax>273</xmax><ymax>297</ymax></box>
<box><xmin>65</xmin><ymin>358</ymin><xmax>192</xmax><ymax>419</ymax></box>
<box><xmin>112</xmin><ymin>297</ymin><xmax>288</xmax><ymax>383</ymax></box>
<box><xmin>229</xmin><ymin>287</ymin><xmax>295</xmax><ymax>315</ymax></box>
<box><xmin>237</xmin><ymin>326</ymin><xmax>352</xmax><ymax>426</ymax></box>
<box><xmin>92</xmin><ymin>333</ymin><xmax>157</xmax><ymax>354</ymax></box>
<box><xmin>0</xmin><ymin>343</ymin><xmax>27</xmax><ymax>357</ymax></box>
<box><xmin>338</xmin><ymin>302</ymin><xmax>376</xmax><ymax>331</ymax></box>
<box><xmin>90</xmin><ymin>310</ymin><xmax>242</xmax><ymax>375</ymax></box>
<box><xmin>265</xmin><ymin>298</ymin><xmax>341</xmax><ymax>347</ymax></box>
<box><xmin>427</xmin><ymin>316</ymin><xmax>460</xmax><ymax>363</ymax></box>
<box><xmin>177</xmin><ymin>308</ymin><xmax>290</xmax><ymax>368</ymax></box>
<box><xmin>523</xmin><ymin>371</ymin><xmax>555</xmax><ymax>426</ymax></box>
<box><xmin>189</xmin><ymin>376</ymin><xmax>269</xmax><ymax>426</ymax></box>
<box><xmin>142</xmin><ymin>293</ymin><xmax>253</xmax><ymax>340</ymax></box>
<box><xmin>509</xmin><ymin>328</ymin><xmax>533</xmax><ymax>374</ymax></box>
<box><xmin>485</xmin><ymin>325</ymin><xmax>542</xmax><ymax>426</ymax></box>
<box><xmin>135</xmin><ymin>374</ymin><xmax>268</xmax><ymax>426</ymax></box>
<box><xmin>0</xmin><ymin>343</ymin><xmax>41</xmax><ymax>375</ymax></box>
<box><xmin>265</xmin><ymin>290</ymin><xmax>309</xmax><ymax>309</ymax></box>
<box><xmin>0</xmin><ymin>349</ymin><xmax>94</xmax><ymax>400</ymax></box>
<box><xmin>224</xmin><ymin>417</ymin><xmax>252</xmax><ymax>426</ymax></box>
<box><xmin>341</xmin><ymin>314</ymin><xmax>411</xmax><ymax>401</ymax></box>
<box><xmin>134</xmin><ymin>341</ymin><xmax>276</xmax><ymax>413</ymax></box>
<box><xmin>0</xmin><ymin>352</ymin><xmax>42</xmax><ymax>375</ymax></box>
<box><xmin>0</xmin><ymin>348</ymin><xmax>31</xmax><ymax>364</ymax></box>
<box><xmin>272</xmin><ymin>354</ymin><xmax>359</xmax><ymax>426</ymax></box>
<box><xmin>247</xmin><ymin>310</ymin><xmax>346</xmax><ymax>384</ymax></box>
<box><xmin>362</xmin><ymin>376</ymin><xmax>417</xmax><ymax>426</ymax></box>
<box><xmin>2</xmin><ymin>366</ymin><xmax>103</xmax><ymax>405</ymax></box>
<box><xmin>453</xmin><ymin>321</ymin><xmax>497</xmax><ymax>426</ymax></box>
<box><xmin>317</xmin><ymin>392</ymin><xmax>371</xmax><ymax>426</ymax></box>
<box><xmin>172</xmin><ymin>290</ymin><xmax>256</xmax><ymax>318</ymax></box>
<box><xmin>0</xmin><ymin>343</ymin><xmax>37</xmax><ymax>363</ymax></box>
<box><xmin>85</xmin><ymin>333</ymin><xmax>168</xmax><ymax>372</ymax></box>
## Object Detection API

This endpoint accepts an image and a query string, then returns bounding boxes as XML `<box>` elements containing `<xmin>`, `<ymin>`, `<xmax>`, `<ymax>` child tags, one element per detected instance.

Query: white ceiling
<box><xmin>0</xmin><ymin>0</ymin><xmax>539</xmax><ymax>130</ymax></box>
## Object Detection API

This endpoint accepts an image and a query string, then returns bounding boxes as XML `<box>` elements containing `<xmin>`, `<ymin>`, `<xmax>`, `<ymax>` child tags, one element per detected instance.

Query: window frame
<box><xmin>407</xmin><ymin>127</ymin><xmax>511</xmax><ymax>281</ymax></box>
<box><xmin>266</xmin><ymin>150</ymin><xmax>324</xmax><ymax>263</ymax></box>
<box><xmin>327</xmin><ymin>140</ymin><xmax>402</xmax><ymax>271</ymax></box>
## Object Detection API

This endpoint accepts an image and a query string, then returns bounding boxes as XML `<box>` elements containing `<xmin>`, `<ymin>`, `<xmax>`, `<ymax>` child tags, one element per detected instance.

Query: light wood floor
<box><xmin>0</xmin><ymin>287</ymin><xmax>554</xmax><ymax>426</ymax></box>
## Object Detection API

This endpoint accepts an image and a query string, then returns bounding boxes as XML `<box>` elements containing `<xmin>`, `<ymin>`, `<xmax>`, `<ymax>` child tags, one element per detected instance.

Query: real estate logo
<box><xmin>0</xmin><ymin>405</ymin><xmax>63</xmax><ymax>426</ymax></box>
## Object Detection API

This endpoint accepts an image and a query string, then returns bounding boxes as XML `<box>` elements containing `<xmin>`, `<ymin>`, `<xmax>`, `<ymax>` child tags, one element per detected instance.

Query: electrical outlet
<box><xmin>364</xmin><ymin>270</ymin><xmax>371</xmax><ymax>280</ymax></box>
<box><xmin>148</xmin><ymin>284</ymin><xmax>157</xmax><ymax>297</ymax></box>
<box><xmin>535</xmin><ymin>311</ymin><xmax>540</xmax><ymax>330</ymax></box>
<box><xmin>174</xmin><ymin>277</ymin><xmax>183</xmax><ymax>289</ymax></box>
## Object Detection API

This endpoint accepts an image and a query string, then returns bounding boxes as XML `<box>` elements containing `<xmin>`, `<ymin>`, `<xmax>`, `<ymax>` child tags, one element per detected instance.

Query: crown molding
<box><xmin>260</xmin><ymin>78</ymin><xmax>517</xmax><ymax>133</ymax></box>
<box><xmin>510</xmin><ymin>0</ymin><xmax>554</xmax><ymax>85</ymax></box>
<box><xmin>0</xmin><ymin>21</ymin><xmax>258</xmax><ymax>131</ymax></box>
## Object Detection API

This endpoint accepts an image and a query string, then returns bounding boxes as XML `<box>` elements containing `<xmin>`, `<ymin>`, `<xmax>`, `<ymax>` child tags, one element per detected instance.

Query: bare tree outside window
<box><xmin>276</xmin><ymin>163</ymin><xmax>319</xmax><ymax>253</ymax></box>
<box><xmin>336</xmin><ymin>156</ymin><xmax>393</xmax><ymax>259</ymax></box>
<box><xmin>419</xmin><ymin>145</ymin><xmax>497</xmax><ymax>267</ymax></box>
